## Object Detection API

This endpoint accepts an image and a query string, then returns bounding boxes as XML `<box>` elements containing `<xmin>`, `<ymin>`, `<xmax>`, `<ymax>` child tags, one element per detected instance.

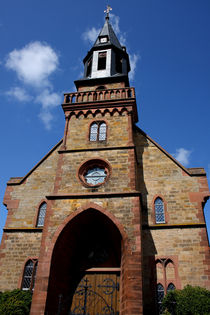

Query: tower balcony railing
<box><xmin>63</xmin><ymin>87</ymin><xmax>135</xmax><ymax>104</ymax></box>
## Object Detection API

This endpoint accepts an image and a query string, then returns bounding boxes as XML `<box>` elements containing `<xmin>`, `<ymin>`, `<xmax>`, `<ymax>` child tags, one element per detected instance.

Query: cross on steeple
<box><xmin>104</xmin><ymin>5</ymin><xmax>112</xmax><ymax>19</ymax></box>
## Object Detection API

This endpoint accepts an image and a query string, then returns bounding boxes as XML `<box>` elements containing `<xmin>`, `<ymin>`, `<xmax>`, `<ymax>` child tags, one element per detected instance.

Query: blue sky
<box><xmin>0</xmin><ymin>0</ymin><xmax>210</xmax><ymax>241</ymax></box>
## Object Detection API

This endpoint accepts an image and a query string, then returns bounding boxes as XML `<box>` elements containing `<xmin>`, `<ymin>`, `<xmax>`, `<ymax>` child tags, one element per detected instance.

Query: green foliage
<box><xmin>162</xmin><ymin>285</ymin><xmax>210</xmax><ymax>315</ymax></box>
<box><xmin>0</xmin><ymin>289</ymin><xmax>32</xmax><ymax>315</ymax></box>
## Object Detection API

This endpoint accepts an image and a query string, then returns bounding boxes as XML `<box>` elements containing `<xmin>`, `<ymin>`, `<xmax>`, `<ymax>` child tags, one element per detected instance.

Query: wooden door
<box><xmin>70</xmin><ymin>272</ymin><xmax>120</xmax><ymax>315</ymax></box>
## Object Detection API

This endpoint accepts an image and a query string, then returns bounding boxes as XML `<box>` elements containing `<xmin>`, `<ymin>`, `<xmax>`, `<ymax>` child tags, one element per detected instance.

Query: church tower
<box><xmin>0</xmin><ymin>7</ymin><xmax>210</xmax><ymax>315</ymax></box>
<box><xmin>32</xmin><ymin>8</ymin><xmax>143</xmax><ymax>314</ymax></box>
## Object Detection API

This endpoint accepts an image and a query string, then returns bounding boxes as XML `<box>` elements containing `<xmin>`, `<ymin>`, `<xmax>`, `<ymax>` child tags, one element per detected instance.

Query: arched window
<box><xmin>90</xmin><ymin>123</ymin><xmax>98</xmax><ymax>141</ymax></box>
<box><xmin>90</xmin><ymin>122</ymin><xmax>107</xmax><ymax>142</ymax></box>
<box><xmin>36</xmin><ymin>202</ymin><xmax>47</xmax><ymax>227</ymax></box>
<box><xmin>155</xmin><ymin>197</ymin><xmax>165</xmax><ymax>224</ymax></box>
<box><xmin>99</xmin><ymin>123</ymin><xmax>107</xmax><ymax>141</ymax></box>
<box><xmin>167</xmin><ymin>283</ymin><xmax>176</xmax><ymax>293</ymax></box>
<box><xmin>155</xmin><ymin>258</ymin><xmax>178</xmax><ymax>313</ymax></box>
<box><xmin>22</xmin><ymin>259</ymin><xmax>38</xmax><ymax>291</ymax></box>
<box><xmin>156</xmin><ymin>283</ymin><xmax>164</xmax><ymax>314</ymax></box>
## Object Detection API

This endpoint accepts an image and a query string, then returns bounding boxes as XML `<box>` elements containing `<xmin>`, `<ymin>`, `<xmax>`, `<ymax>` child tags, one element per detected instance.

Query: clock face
<box><xmin>84</xmin><ymin>167</ymin><xmax>107</xmax><ymax>185</ymax></box>
<box><xmin>100</xmin><ymin>37</ymin><xmax>108</xmax><ymax>43</ymax></box>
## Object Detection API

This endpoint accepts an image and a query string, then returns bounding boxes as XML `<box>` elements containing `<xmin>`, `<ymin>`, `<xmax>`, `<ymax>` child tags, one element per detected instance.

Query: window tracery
<box><xmin>167</xmin><ymin>283</ymin><xmax>176</xmax><ymax>293</ymax></box>
<box><xmin>78</xmin><ymin>159</ymin><xmax>110</xmax><ymax>188</ymax></box>
<box><xmin>84</xmin><ymin>167</ymin><xmax>107</xmax><ymax>185</ymax></box>
<box><xmin>155</xmin><ymin>259</ymin><xmax>176</xmax><ymax>314</ymax></box>
<box><xmin>156</xmin><ymin>283</ymin><xmax>164</xmax><ymax>314</ymax></box>
<box><xmin>90</xmin><ymin>121</ymin><xmax>107</xmax><ymax>141</ymax></box>
<box><xmin>22</xmin><ymin>259</ymin><xmax>38</xmax><ymax>291</ymax></box>
<box><xmin>36</xmin><ymin>202</ymin><xmax>47</xmax><ymax>227</ymax></box>
<box><xmin>155</xmin><ymin>197</ymin><xmax>165</xmax><ymax>223</ymax></box>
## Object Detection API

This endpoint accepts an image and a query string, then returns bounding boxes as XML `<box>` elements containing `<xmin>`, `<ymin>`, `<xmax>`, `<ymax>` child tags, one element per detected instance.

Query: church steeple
<box><xmin>75</xmin><ymin>9</ymin><xmax>130</xmax><ymax>90</ymax></box>
<box><xmin>92</xmin><ymin>15</ymin><xmax>122</xmax><ymax>51</ymax></box>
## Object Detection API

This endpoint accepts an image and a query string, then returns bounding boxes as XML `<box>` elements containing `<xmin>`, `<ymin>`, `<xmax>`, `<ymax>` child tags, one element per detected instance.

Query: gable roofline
<box><xmin>134</xmin><ymin>125</ymin><xmax>206</xmax><ymax>177</ymax></box>
<box><xmin>7</xmin><ymin>139</ymin><xmax>63</xmax><ymax>186</ymax></box>
<box><xmin>6</xmin><ymin>125</ymin><xmax>207</xmax><ymax>186</ymax></box>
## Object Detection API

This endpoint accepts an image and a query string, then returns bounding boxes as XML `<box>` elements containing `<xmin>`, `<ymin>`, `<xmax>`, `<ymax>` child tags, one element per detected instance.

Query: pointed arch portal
<box><xmin>45</xmin><ymin>208</ymin><xmax>122</xmax><ymax>315</ymax></box>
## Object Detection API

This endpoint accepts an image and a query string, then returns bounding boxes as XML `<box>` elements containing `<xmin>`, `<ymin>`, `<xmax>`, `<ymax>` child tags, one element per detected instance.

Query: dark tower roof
<box><xmin>83</xmin><ymin>15</ymin><xmax>127</xmax><ymax>64</ymax></box>
<box><xmin>75</xmin><ymin>11</ymin><xmax>131</xmax><ymax>89</ymax></box>
<box><xmin>93</xmin><ymin>17</ymin><xmax>123</xmax><ymax>51</ymax></box>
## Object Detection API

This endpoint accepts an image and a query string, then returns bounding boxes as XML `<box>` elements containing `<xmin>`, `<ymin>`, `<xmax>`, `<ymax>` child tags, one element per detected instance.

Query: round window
<box><xmin>84</xmin><ymin>167</ymin><xmax>107</xmax><ymax>185</ymax></box>
<box><xmin>78</xmin><ymin>159</ymin><xmax>111</xmax><ymax>187</ymax></box>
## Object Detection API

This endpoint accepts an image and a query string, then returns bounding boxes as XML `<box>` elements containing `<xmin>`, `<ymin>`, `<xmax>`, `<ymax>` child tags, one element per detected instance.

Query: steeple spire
<box><xmin>75</xmin><ymin>11</ymin><xmax>131</xmax><ymax>89</ymax></box>
<box><xmin>93</xmin><ymin>13</ymin><xmax>122</xmax><ymax>50</ymax></box>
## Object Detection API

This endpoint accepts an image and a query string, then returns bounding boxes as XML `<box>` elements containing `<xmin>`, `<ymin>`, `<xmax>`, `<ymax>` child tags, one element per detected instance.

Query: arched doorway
<box><xmin>45</xmin><ymin>208</ymin><xmax>122</xmax><ymax>315</ymax></box>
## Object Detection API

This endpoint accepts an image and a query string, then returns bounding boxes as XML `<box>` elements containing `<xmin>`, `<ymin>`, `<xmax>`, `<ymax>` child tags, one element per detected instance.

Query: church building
<box><xmin>0</xmin><ymin>9</ymin><xmax>210</xmax><ymax>315</ymax></box>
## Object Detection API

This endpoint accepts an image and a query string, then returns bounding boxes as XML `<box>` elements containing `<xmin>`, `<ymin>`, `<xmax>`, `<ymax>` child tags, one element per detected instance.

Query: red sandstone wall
<box><xmin>134</xmin><ymin>129</ymin><xmax>210</xmax><ymax>314</ymax></box>
<box><xmin>0</xmin><ymin>110</ymin><xmax>209</xmax><ymax>315</ymax></box>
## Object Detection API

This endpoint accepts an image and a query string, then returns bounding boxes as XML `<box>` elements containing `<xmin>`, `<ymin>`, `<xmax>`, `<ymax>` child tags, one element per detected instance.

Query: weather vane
<box><xmin>104</xmin><ymin>5</ymin><xmax>112</xmax><ymax>19</ymax></box>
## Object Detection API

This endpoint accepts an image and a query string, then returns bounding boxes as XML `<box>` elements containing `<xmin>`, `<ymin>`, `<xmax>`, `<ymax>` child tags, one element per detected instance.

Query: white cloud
<box><xmin>38</xmin><ymin>110</ymin><xmax>53</xmax><ymax>131</ymax></box>
<box><xmin>172</xmin><ymin>148</ymin><xmax>192</xmax><ymax>166</ymax></box>
<box><xmin>5</xmin><ymin>42</ymin><xmax>61</xmax><ymax>129</ymax></box>
<box><xmin>36</xmin><ymin>89</ymin><xmax>62</xmax><ymax>129</ymax></box>
<box><xmin>109</xmin><ymin>13</ymin><xmax>126</xmax><ymax>46</ymax></box>
<box><xmin>110</xmin><ymin>14</ymin><xmax>120</xmax><ymax>34</ymax></box>
<box><xmin>6</xmin><ymin>87</ymin><xmax>32</xmax><ymax>102</ymax></box>
<box><xmin>109</xmin><ymin>14</ymin><xmax>139</xmax><ymax>80</ymax></box>
<box><xmin>129</xmin><ymin>54</ymin><xmax>140</xmax><ymax>81</ymax></box>
<box><xmin>5</xmin><ymin>41</ymin><xmax>59</xmax><ymax>87</ymax></box>
<box><xmin>82</xmin><ymin>27</ymin><xmax>101</xmax><ymax>44</ymax></box>
<box><xmin>35</xmin><ymin>89</ymin><xmax>61</xmax><ymax>109</ymax></box>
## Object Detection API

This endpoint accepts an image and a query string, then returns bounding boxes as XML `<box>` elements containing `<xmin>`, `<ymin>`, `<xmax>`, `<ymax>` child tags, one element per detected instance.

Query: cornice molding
<box><xmin>62</xmin><ymin>98</ymin><xmax>135</xmax><ymax>110</ymax></box>
<box><xmin>142</xmin><ymin>223</ymin><xmax>206</xmax><ymax>230</ymax></box>
<box><xmin>3</xmin><ymin>228</ymin><xmax>43</xmax><ymax>232</ymax></box>
<box><xmin>46</xmin><ymin>191</ymin><xmax>140</xmax><ymax>200</ymax></box>
<box><xmin>58</xmin><ymin>145</ymin><xmax>135</xmax><ymax>154</ymax></box>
